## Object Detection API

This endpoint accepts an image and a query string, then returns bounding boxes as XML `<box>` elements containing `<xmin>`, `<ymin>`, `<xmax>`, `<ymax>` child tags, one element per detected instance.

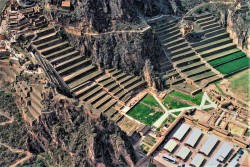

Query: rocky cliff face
<box><xmin>66</xmin><ymin>29</ymin><xmax>161</xmax><ymax>76</ymax></box>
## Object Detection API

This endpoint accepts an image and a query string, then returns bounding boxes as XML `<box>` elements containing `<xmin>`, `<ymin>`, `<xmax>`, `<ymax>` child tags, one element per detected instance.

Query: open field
<box><xmin>162</xmin><ymin>91</ymin><xmax>203</xmax><ymax>109</ymax></box>
<box><xmin>228</xmin><ymin>69</ymin><xmax>250</xmax><ymax>101</ymax></box>
<box><xmin>226</xmin><ymin>123</ymin><xmax>245</xmax><ymax>136</ymax></box>
<box><xmin>127</xmin><ymin>94</ymin><xmax>164</xmax><ymax>125</ymax></box>
<box><xmin>215</xmin><ymin>57</ymin><xmax>250</xmax><ymax>75</ymax></box>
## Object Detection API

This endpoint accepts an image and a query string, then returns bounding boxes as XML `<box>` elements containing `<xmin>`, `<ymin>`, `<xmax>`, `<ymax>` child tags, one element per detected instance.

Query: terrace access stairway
<box><xmin>148</xmin><ymin>17</ymin><xmax>221</xmax><ymax>87</ymax></box>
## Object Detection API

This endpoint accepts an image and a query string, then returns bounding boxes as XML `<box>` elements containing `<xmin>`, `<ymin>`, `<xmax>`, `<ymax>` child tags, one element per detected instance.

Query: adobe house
<box><xmin>61</xmin><ymin>0</ymin><xmax>71</xmax><ymax>10</ymax></box>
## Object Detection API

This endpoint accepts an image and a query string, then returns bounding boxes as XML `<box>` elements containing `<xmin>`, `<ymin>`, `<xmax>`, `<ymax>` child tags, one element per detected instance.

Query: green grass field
<box><xmin>127</xmin><ymin>94</ymin><xmax>163</xmax><ymax>126</ymax></box>
<box><xmin>209</xmin><ymin>51</ymin><xmax>246</xmax><ymax>67</ymax></box>
<box><xmin>229</xmin><ymin>70</ymin><xmax>250</xmax><ymax>101</ymax></box>
<box><xmin>215</xmin><ymin>57</ymin><xmax>250</xmax><ymax>75</ymax></box>
<box><xmin>163</xmin><ymin>91</ymin><xmax>203</xmax><ymax>109</ymax></box>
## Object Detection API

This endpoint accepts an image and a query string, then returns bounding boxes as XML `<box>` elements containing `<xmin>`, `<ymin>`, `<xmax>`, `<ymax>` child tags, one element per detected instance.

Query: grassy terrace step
<box><xmin>115</xmin><ymin>89</ymin><xmax>127</xmax><ymax>98</ymax></box>
<box><xmin>106</xmin><ymin>82</ymin><xmax>119</xmax><ymax>91</ymax></box>
<box><xmin>98</xmin><ymin>99</ymin><xmax>117</xmax><ymax>112</ymax></box>
<box><xmin>215</xmin><ymin>57</ymin><xmax>250</xmax><ymax>75</ymax></box>
<box><xmin>113</xmin><ymin>72</ymin><xmax>127</xmax><ymax>81</ymax></box>
<box><xmin>104</xmin><ymin>107</ymin><xmax>117</xmax><ymax>118</ymax></box>
<box><xmin>183</xmin><ymin>65</ymin><xmax>211</xmax><ymax>77</ymax></box>
<box><xmin>194</xmin><ymin>37</ymin><xmax>232</xmax><ymax>52</ymax></box>
<box><xmin>64</xmin><ymin>65</ymin><xmax>96</xmax><ymax>82</ymax></box>
<box><xmin>161</xmin><ymin>33</ymin><xmax>183</xmax><ymax>45</ymax></box>
<box><xmin>118</xmin><ymin>75</ymin><xmax>134</xmax><ymax>84</ymax></box>
<box><xmin>81</xmin><ymin>86</ymin><xmax>103</xmax><ymax>101</ymax></box>
<box><xmin>55</xmin><ymin>56</ymin><xmax>88</xmax><ymax>72</ymax></box>
<box><xmin>202</xmin><ymin>25</ymin><xmax>223</xmax><ymax>34</ymax></box>
<box><xmin>190</xmin><ymin>71</ymin><xmax>216</xmax><ymax>82</ymax></box>
<box><xmin>196</xmin><ymin>16</ymin><xmax>214</xmax><ymax>23</ymax></box>
<box><xmin>112</xmin><ymin>87</ymin><xmax>123</xmax><ymax>95</ymax></box>
<box><xmin>58</xmin><ymin>59</ymin><xmax>91</xmax><ymax>76</ymax></box>
<box><xmin>205</xmin><ymin>28</ymin><xmax>227</xmax><ymax>38</ymax></box>
<box><xmin>33</xmin><ymin>34</ymin><xmax>57</xmax><ymax>46</ymax></box>
<box><xmin>172</xmin><ymin>50</ymin><xmax>196</xmax><ymax>61</ymax></box>
<box><xmin>110</xmin><ymin>70</ymin><xmax>123</xmax><ymax>77</ymax></box>
<box><xmin>175</xmin><ymin>55</ymin><xmax>200</xmax><ymax>65</ymax></box>
<box><xmin>70</xmin><ymin>81</ymin><xmax>91</xmax><ymax>94</ymax></box>
<box><xmin>152</xmin><ymin>21</ymin><xmax>177</xmax><ymax>32</ymax></box>
<box><xmin>170</xmin><ymin>46</ymin><xmax>192</xmax><ymax>55</ymax></box>
<box><xmin>74</xmin><ymin>83</ymin><xmax>97</xmax><ymax>97</ymax></box>
<box><xmin>36</xmin><ymin>38</ymin><xmax>62</xmax><ymax>50</ymax></box>
<box><xmin>77</xmin><ymin>84</ymin><xmax>101</xmax><ymax>99</ymax></box>
<box><xmin>169</xmin><ymin>77</ymin><xmax>184</xmax><ymax>85</ymax></box>
<box><xmin>88</xmin><ymin>91</ymin><xmax>106</xmax><ymax>104</ymax></box>
<box><xmin>40</xmin><ymin>42</ymin><xmax>69</xmax><ymax>55</ymax></box>
<box><xmin>178</xmin><ymin>61</ymin><xmax>205</xmax><ymax>71</ymax></box>
<box><xmin>68</xmin><ymin>71</ymin><xmax>103</xmax><ymax>89</ymax></box>
<box><xmin>127</xmin><ymin>80</ymin><xmax>145</xmax><ymax>92</ymax></box>
<box><xmin>100</xmin><ymin>77</ymin><xmax>115</xmax><ymax>87</ymax></box>
<box><xmin>164</xmin><ymin>29</ymin><xmax>180</xmax><ymax>38</ymax></box>
<box><xmin>205</xmin><ymin>48</ymin><xmax>240</xmax><ymax>62</ymax></box>
<box><xmin>46</xmin><ymin>47</ymin><xmax>75</xmax><ymax>61</ymax></box>
<box><xmin>201</xmin><ymin>22</ymin><xmax>219</xmax><ymax>30</ymax></box>
<box><xmin>196</xmin><ymin>13</ymin><xmax>212</xmax><ymax>19</ymax></box>
<box><xmin>200</xmin><ymin>43</ymin><xmax>236</xmax><ymax>58</ymax></box>
<box><xmin>36</xmin><ymin>28</ymin><xmax>55</xmax><ymax>39</ymax></box>
<box><xmin>123</xmin><ymin>77</ymin><xmax>140</xmax><ymax>89</ymax></box>
<box><xmin>164</xmin><ymin>37</ymin><xmax>185</xmax><ymax>48</ymax></box>
<box><xmin>191</xmin><ymin>32</ymin><xmax>230</xmax><ymax>48</ymax></box>
<box><xmin>156</xmin><ymin>25</ymin><xmax>178</xmax><ymax>35</ymax></box>
<box><xmin>209</xmin><ymin>51</ymin><xmax>245</xmax><ymax>67</ymax></box>
<box><xmin>162</xmin><ymin>70</ymin><xmax>178</xmax><ymax>79</ymax></box>
<box><xmin>93</xmin><ymin>95</ymin><xmax>112</xmax><ymax>109</ymax></box>
<box><xmin>50</xmin><ymin>51</ymin><xmax>80</xmax><ymax>66</ymax></box>
<box><xmin>28</xmin><ymin>105</ymin><xmax>40</xmax><ymax>119</ymax></box>
<box><xmin>198</xmin><ymin>19</ymin><xmax>216</xmax><ymax>27</ymax></box>
<box><xmin>168</xmin><ymin>42</ymin><xmax>189</xmax><ymax>52</ymax></box>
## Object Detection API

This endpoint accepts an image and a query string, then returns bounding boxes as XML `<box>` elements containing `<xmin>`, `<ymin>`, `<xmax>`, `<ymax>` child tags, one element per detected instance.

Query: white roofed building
<box><xmin>199</xmin><ymin>135</ymin><xmax>219</xmax><ymax>156</ymax></box>
<box><xmin>176</xmin><ymin>146</ymin><xmax>191</xmax><ymax>160</ymax></box>
<box><xmin>190</xmin><ymin>154</ymin><xmax>205</xmax><ymax>167</ymax></box>
<box><xmin>172</xmin><ymin>123</ymin><xmax>190</xmax><ymax>141</ymax></box>
<box><xmin>213</xmin><ymin>142</ymin><xmax>233</xmax><ymax>162</ymax></box>
<box><xmin>163</xmin><ymin>139</ymin><xmax>178</xmax><ymax>153</ymax></box>
<box><xmin>185</xmin><ymin>128</ymin><xmax>202</xmax><ymax>147</ymax></box>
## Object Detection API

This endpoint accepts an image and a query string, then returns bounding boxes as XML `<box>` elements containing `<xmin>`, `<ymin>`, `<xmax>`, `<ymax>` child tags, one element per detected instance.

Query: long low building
<box><xmin>212</xmin><ymin>142</ymin><xmax>233</xmax><ymax>162</ymax></box>
<box><xmin>199</xmin><ymin>135</ymin><xmax>219</xmax><ymax>156</ymax></box>
<box><xmin>185</xmin><ymin>128</ymin><xmax>203</xmax><ymax>147</ymax></box>
<box><xmin>190</xmin><ymin>154</ymin><xmax>205</xmax><ymax>167</ymax></box>
<box><xmin>172</xmin><ymin>123</ymin><xmax>190</xmax><ymax>141</ymax></box>
<box><xmin>164</xmin><ymin>139</ymin><xmax>178</xmax><ymax>153</ymax></box>
<box><xmin>176</xmin><ymin>146</ymin><xmax>191</xmax><ymax>160</ymax></box>
<box><xmin>206</xmin><ymin>158</ymin><xmax>220</xmax><ymax>167</ymax></box>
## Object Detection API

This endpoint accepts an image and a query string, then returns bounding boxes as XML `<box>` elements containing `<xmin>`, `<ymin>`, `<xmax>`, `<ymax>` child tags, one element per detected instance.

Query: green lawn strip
<box><xmin>209</xmin><ymin>51</ymin><xmax>245</xmax><ymax>67</ymax></box>
<box><xmin>172</xmin><ymin>111</ymin><xmax>181</xmax><ymax>116</ymax></box>
<box><xmin>214</xmin><ymin>82</ymin><xmax>225</xmax><ymax>95</ymax></box>
<box><xmin>229</xmin><ymin>70</ymin><xmax>250</xmax><ymax>101</ymax></box>
<box><xmin>215</xmin><ymin>57</ymin><xmax>250</xmax><ymax>74</ymax></box>
<box><xmin>141</xmin><ymin>94</ymin><xmax>161</xmax><ymax>108</ymax></box>
<box><xmin>163</xmin><ymin>94</ymin><xmax>190</xmax><ymax>109</ymax></box>
<box><xmin>172</xmin><ymin>91</ymin><xmax>203</xmax><ymax>105</ymax></box>
<box><xmin>127</xmin><ymin>103</ymin><xmax>163</xmax><ymax>126</ymax></box>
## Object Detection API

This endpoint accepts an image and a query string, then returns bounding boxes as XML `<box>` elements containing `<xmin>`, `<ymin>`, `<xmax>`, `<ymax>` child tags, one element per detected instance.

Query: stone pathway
<box><xmin>153</xmin><ymin>92</ymin><xmax>217</xmax><ymax>128</ymax></box>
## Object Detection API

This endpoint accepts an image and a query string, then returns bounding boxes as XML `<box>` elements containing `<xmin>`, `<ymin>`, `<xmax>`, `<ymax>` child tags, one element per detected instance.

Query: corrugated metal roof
<box><xmin>199</xmin><ymin>135</ymin><xmax>219</xmax><ymax>156</ymax></box>
<box><xmin>185</xmin><ymin>128</ymin><xmax>202</xmax><ymax>147</ymax></box>
<box><xmin>190</xmin><ymin>154</ymin><xmax>205</xmax><ymax>167</ymax></box>
<box><xmin>176</xmin><ymin>146</ymin><xmax>191</xmax><ymax>160</ymax></box>
<box><xmin>163</xmin><ymin>139</ymin><xmax>178</xmax><ymax>153</ymax></box>
<box><xmin>206</xmin><ymin>158</ymin><xmax>220</xmax><ymax>167</ymax></box>
<box><xmin>213</xmin><ymin>142</ymin><xmax>233</xmax><ymax>162</ymax></box>
<box><xmin>172</xmin><ymin>123</ymin><xmax>190</xmax><ymax>141</ymax></box>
